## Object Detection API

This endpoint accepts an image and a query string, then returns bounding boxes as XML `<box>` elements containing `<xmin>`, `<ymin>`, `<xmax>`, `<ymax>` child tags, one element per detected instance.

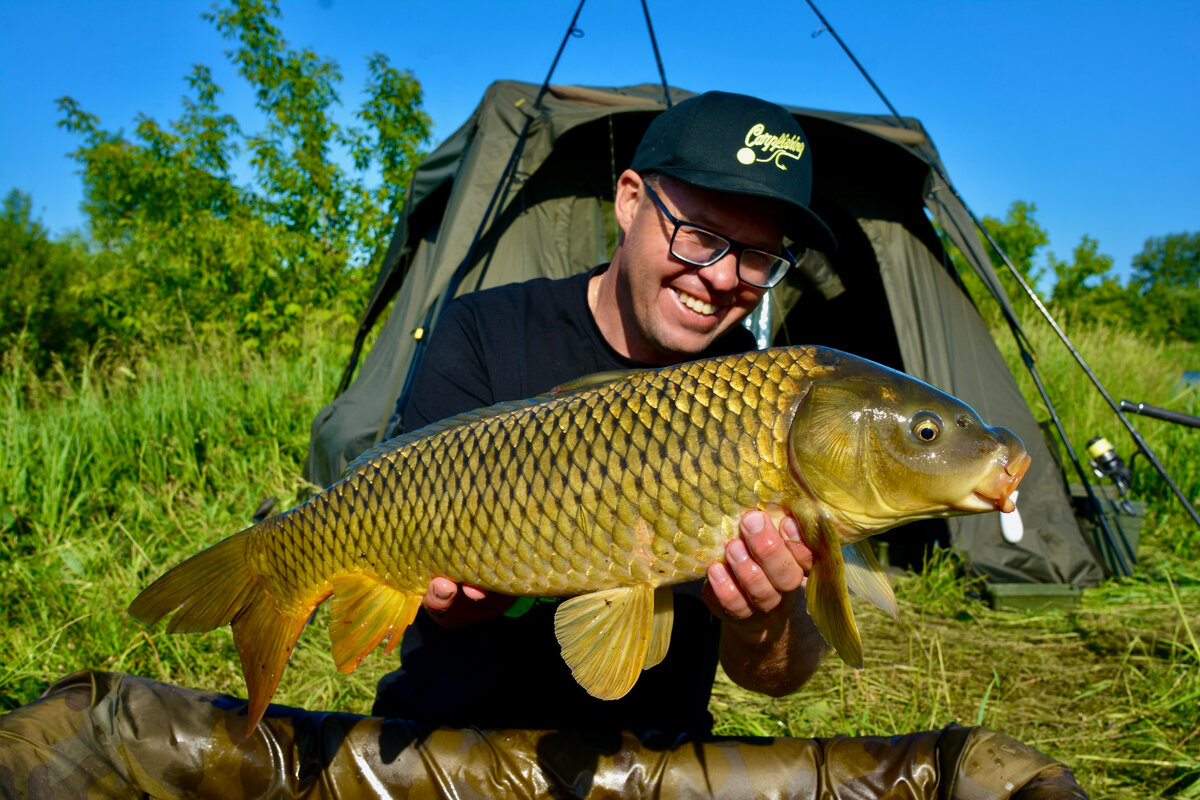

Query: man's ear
<box><xmin>612</xmin><ymin>169</ymin><xmax>643</xmax><ymax>236</ymax></box>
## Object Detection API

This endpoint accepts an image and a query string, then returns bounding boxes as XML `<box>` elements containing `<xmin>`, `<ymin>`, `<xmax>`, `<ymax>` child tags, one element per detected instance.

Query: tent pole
<box><xmin>385</xmin><ymin>0</ymin><xmax>589</xmax><ymax>440</ymax></box>
<box><xmin>640</xmin><ymin>0</ymin><xmax>672</xmax><ymax>108</ymax></box>
<box><xmin>803</xmin><ymin>0</ymin><xmax>1200</xmax><ymax>532</ymax></box>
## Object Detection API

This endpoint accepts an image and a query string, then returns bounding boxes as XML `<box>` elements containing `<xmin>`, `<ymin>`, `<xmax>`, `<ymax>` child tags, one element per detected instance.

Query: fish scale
<box><xmin>129</xmin><ymin>345</ymin><xmax>1030</xmax><ymax>732</ymax></box>
<box><xmin>314</xmin><ymin>350</ymin><xmax>782</xmax><ymax>587</ymax></box>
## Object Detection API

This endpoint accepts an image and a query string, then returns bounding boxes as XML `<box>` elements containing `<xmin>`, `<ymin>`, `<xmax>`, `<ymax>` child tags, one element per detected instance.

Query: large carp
<box><xmin>129</xmin><ymin>346</ymin><xmax>1029</xmax><ymax>730</ymax></box>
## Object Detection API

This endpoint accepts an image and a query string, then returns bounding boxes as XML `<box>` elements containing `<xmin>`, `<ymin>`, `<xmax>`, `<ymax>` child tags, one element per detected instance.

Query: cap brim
<box><xmin>655</xmin><ymin>167</ymin><xmax>837</xmax><ymax>254</ymax></box>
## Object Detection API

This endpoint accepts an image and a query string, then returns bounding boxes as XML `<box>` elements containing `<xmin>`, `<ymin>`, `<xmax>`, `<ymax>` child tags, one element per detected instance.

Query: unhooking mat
<box><xmin>0</xmin><ymin>671</ymin><xmax>1086</xmax><ymax>799</ymax></box>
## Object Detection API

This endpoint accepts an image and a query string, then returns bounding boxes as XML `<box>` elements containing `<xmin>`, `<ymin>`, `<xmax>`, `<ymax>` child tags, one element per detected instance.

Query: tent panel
<box><xmin>307</xmin><ymin>86</ymin><xmax>646</xmax><ymax>486</ymax></box>
<box><xmin>305</xmin><ymin>80</ymin><xmax>1102</xmax><ymax>587</ymax></box>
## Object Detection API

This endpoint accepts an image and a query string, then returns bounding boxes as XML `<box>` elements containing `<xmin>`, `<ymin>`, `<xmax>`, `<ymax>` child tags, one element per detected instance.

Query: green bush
<box><xmin>7</xmin><ymin>0</ymin><xmax>431</xmax><ymax>376</ymax></box>
<box><xmin>0</xmin><ymin>190</ymin><xmax>131</xmax><ymax>372</ymax></box>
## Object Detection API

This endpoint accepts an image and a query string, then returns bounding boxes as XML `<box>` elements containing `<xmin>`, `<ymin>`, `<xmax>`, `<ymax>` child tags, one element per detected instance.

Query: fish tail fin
<box><xmin>231</xmin><ymin>588</ymin><xmax>311</xmax><ymax>731</ymax></box>
<box><xmin>805</xmin><ymin>517</ymin><xmax>865</xmax><ymax>669</ymax></box>
<box><xmin>128</xmin><ymin>524</ymin><xmax>313</xmax><ymax>732</ymax></box>
<box><xmin>128</xmin><ymin>528</ymin><xmax>259</xmax><ymax>633</ymax></box>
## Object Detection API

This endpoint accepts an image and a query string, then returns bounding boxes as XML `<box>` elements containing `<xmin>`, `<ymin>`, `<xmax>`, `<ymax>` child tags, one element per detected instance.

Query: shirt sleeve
<box><xmin>400</xmin><ymin>299</ymin><xmax>495</xmax><ymax>431</ymax></box>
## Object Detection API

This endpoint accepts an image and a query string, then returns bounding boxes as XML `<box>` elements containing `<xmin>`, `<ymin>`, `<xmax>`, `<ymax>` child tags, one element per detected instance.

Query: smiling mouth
<box><xmin>672</xmin><ymin>288</ymin><xmax>718</xmax><ymax>316</ymax></box>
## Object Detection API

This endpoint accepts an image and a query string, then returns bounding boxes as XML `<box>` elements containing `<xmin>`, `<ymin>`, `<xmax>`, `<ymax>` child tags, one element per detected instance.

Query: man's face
<box><xmin>611</xmin><ymin>171</ymin><xmax>788</xmax><ymax>364</ymax></box>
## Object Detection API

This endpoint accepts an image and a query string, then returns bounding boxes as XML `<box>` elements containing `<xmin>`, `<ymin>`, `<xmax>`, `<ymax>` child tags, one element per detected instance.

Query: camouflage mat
<box><xmin>0</xmin><ymin>671</ymin><xmax>1086</xmax><ymax>799</ymax></box>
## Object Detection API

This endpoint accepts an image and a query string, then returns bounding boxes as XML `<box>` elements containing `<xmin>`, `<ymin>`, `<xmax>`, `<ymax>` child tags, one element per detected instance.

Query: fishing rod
<box><xmin>640</xmin><ymin>0</ymin><xmax>672</xmax><ymax>108</ymax></box>
<box><xmin>803</xmin><ymin>0</ymin><xmax>1200</xmax><ymax>536</ymax></box>
<box><xmin>1120</xmin><ymin>400</ymin><xmax>1200</xmax><ymax>429</ymax></box>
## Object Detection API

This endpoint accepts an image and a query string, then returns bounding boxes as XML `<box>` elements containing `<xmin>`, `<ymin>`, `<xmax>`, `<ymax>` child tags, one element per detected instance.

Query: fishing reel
<box><xmin>1085</xmin><ymin>436</ymin><xmax>1136</xmax><ymax>514</ymax></box>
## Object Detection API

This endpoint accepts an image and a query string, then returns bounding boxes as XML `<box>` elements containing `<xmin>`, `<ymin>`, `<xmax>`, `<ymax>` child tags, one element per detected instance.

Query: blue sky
<box><xmin>2</xmin><ymin>1</ymin><xmax>1197</xmax><ymax>285</ymax></box>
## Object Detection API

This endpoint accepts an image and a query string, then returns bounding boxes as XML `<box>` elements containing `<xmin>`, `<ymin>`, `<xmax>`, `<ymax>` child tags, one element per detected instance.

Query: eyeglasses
<box><xmin>641</xmin><ymin>179</ymin><xmax>795</xmax><ymax>289</ymax></box>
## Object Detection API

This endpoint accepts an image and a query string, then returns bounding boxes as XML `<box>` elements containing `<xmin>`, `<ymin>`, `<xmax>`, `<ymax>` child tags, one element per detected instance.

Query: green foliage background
<box><xmin>2</xmin><ymin>0</ymin><xmax>429</xmax><ymax>370</ymax></box>
<box><xmin>949</xmin><ymin>201</ymin><xmax>1200</xmax><ymax>344</ymax></box>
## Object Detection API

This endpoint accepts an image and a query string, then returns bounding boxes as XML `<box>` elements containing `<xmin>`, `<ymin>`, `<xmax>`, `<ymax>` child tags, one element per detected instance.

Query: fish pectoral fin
<box><xmin>554</xmin><ymin>585</ymin><xmax>654</xmax><ymax>699</ymax></box>
<box><xmin>842</xmin><ymin>542</ymin><xmax>898</xmax><ymax>618</ymax></box>
<box><xmin>806</xmin><ymin>517</ymin><xmax>865</xmax><ymax>669</ymax></box>
<box><xmin>328</xmin><ymin>574</ymin><xmax>423</xmax><ymax>674</ymax></box>
<box><xmin>643</xmin><ymin>587</ymin><xmax>674</xmax><ymax>670</ymax></box>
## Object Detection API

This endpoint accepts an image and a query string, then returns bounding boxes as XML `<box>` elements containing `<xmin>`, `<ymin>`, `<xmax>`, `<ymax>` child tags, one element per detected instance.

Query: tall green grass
<box><xmin>1</xmin><ymin>312</ymin><xmax>1197</xmax><ymax>798</ymax></box>
<box><xmin>0</xmin><ymin>327</ymin><xmax>355</xmax><ymax>708</ymax></box>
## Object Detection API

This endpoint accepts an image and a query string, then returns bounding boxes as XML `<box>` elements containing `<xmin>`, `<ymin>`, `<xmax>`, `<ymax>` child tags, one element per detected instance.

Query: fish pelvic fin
<box><xmin>127</xmin><ymin>526</ymin><xmax>314</xmax><ymax>732</ymax></box>
<box><xmin>554</xmin><ymin>585</ymin><xmax>655</xmax><ymax>699</ymax></box>
<box><xmin>643</xmin><ymin>587</ymin><xmax>675</xmax><ymax>670</ymax></box>
<box><xmin>842</xmin><ymin>541</ymin><xmax>898</xmax><ymax>618</ymax></box>
<box><xmin>806</xmin><ymin>517</ymin><xmax>865</xmax><ymax>669</ymax></box>
<box><xmin>329</xmin><ymin>574</ymin><xmax>423</xmax><ymax>672</ymax></box>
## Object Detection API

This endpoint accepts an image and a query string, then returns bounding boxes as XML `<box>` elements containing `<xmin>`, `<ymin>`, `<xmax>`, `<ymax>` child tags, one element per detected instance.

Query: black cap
<box><xmin>630</xmin><ymin>91</ymin><xmax>835</xmax><ymax>252</ymax></box>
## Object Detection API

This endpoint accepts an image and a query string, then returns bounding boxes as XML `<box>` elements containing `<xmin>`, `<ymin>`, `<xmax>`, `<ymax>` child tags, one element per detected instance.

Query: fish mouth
<box><xmin>969</xmin><ymin>452</ymin><xmax>1031</xmax><ymax>513</ymax></box>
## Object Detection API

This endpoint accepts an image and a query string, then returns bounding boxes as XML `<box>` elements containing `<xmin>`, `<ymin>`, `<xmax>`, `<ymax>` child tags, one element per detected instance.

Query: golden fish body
<box><xmin>130</xmin><ymin>346</ymin><xmax>1029</xmax><ymax>730</ymax></box>
<box><xmin>263</xmin><ymin>347</ymin><xmax>808</xmax><ymax>598</ymax></box>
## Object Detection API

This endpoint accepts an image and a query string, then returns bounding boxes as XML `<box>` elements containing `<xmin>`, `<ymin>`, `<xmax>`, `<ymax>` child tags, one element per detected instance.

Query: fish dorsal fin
<box><xmin>340</xmin><ymin>394</ymin><xmax>562</xmax><ymax>479</ymax></box>
<box><xmin>643</xmin><ymin>586</ymin><xmax>674</xmax><ymax>670</ymax></box>
<box><xmin>554</xmin><ymin>585</ymin><xmax>655</xmax><ymax>699</ymax></box>
<box><xmin>842</xmin><ymin>542</ymin><xmax>898</xmax><ymax>618</ymax></box>
<box><xmin>341</xmin><ymin>370</ymin><xmax>640</xmax><ymax>480</ymax></box>
<box><xmin>805</xmin><ymin>516</ymin><xmax>864</xmax><ymax>669</ymax></box>
<box><xmin>552</xmin><ymin>369</ymin><xmax>642</xmax><ymax>395</ymax></box>
<box><xmin>328</xmin><ymin>574</ymin><xmax>424</xmax><ymax>673</ymax></box>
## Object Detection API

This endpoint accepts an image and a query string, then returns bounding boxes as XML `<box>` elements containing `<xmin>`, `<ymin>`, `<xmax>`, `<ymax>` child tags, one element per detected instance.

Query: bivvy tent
<box><xmin>305</xmin><ymin>80</ymin><xmax>1105</xmax><ymax>589</ymax></box>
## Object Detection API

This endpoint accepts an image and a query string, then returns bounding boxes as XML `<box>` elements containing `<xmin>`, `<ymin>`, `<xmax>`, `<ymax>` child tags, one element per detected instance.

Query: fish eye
<box><xmin>911</xmin><ymin>412</ymin><xmax>942</xmax><ymax>443</ymax></box>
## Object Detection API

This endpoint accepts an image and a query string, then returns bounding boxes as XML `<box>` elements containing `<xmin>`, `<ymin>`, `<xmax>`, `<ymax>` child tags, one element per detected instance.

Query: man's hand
<box><xmin>422</xmin><ymin>578</ymin><xmax>514</xmax><ymax>629</ymax></box>
<box><xmin>703</xmin><ymin>510</ymin><xmax>812</xmax><ymax>621</ymax></box>
<box><xmin>703</xmin><ymin>509</ymin><xmax>827</xmax><ymax>696</ymax></box>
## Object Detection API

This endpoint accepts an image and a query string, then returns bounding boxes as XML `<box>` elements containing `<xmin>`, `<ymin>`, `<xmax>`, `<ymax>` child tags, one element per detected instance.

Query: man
<box><xmin>373</xmin><ymin>91</ymin><xmax>837</xmax><ymax>735</ymax></box>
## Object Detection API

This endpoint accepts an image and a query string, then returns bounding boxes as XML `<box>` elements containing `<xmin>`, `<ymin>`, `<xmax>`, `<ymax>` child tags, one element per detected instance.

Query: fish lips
<box><xmin>956</xmin><ymin>447</ymin><xmax>1031</xmax><ymax>514</ymax></box>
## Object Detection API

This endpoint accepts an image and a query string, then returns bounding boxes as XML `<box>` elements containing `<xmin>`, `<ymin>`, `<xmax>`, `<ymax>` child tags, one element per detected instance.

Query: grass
<box><xmin>1</xmin><ymin>312</ymin><xmax>1198</xmax><ymax>799</ymax></box>
<box><xmin>0</xmin><ymin>328</ymin><xmax>342</xmax><ymax>708</ymax></box>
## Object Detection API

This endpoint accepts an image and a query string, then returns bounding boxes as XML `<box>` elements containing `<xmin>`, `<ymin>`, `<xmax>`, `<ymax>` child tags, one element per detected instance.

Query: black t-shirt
<box><xmin>372</xmin><ymin>266</ymin><xmax>757</xmax><ymax>734</ymax></box>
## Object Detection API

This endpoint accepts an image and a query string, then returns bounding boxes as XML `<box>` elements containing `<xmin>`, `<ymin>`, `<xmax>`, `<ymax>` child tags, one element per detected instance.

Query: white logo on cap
<box><xmin>736</xmin><ymin>123</ymin><xmax>806</xmax><ymax>170</ymax></box>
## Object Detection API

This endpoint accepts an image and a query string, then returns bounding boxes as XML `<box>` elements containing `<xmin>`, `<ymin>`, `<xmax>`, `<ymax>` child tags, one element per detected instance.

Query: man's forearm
<box><xmin>718</xmin><ymin>590</ymin><xmax>826</xmax><ymax>697</ymax></box>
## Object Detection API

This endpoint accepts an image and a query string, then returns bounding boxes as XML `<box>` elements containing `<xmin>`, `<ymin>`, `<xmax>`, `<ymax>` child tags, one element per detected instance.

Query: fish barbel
<box><xmin>129</xmin><ymin>346</ymin><xmax>1029</xmax><ymax>730</ymax></box>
